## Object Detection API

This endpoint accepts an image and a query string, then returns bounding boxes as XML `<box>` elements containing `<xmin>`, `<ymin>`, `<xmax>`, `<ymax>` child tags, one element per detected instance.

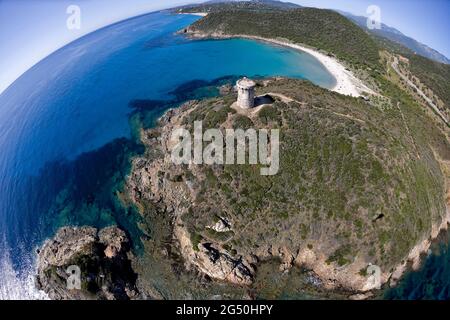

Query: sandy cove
<box><xmin>182</xmin><ymin>28</ymin><xmax>376</xmax><ymax>98</ymax></box>
<box><xmin>178</xmin><ymin>12</ymin><xmax>373</xmax><ymax>97</ymax></box>
<box><xmin>260</xmin><ymin>38</ymin><xmax>376</xmax><ymax>97</ymax></box>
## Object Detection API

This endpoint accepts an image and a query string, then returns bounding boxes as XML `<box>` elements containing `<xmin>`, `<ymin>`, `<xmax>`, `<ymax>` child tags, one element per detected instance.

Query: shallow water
<box><xmin>384</xmin><ymin>232</ymin><xmax>450</xmax><ymax>300</ymax></box>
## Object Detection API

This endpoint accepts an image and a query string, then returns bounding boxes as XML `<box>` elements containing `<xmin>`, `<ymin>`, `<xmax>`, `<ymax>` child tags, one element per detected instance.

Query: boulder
<box><xmin>36</xmin><ymin>226</ymin><xmax>138</xmax><ymax>300</ymax></box>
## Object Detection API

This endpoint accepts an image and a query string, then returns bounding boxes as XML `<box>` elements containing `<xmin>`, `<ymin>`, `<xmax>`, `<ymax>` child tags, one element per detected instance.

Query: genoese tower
<box><xmin>236</xmin><ymin>77</ymin><xmax>256</xmax><ymax>109</ymax></box>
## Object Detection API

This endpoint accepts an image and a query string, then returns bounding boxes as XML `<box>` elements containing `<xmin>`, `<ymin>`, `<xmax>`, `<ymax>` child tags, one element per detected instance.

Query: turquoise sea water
<box><xmin>0</xmin><ymin>11</ymin><xmax>447</xmax><ymax>300</ymax></box>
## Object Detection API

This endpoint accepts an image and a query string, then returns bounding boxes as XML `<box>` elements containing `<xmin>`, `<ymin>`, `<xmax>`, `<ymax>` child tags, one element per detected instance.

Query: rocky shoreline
<box><xmin>35</xmin><ymin>226</ymin><xmax>138</xmax><ymax>300</ymax></box>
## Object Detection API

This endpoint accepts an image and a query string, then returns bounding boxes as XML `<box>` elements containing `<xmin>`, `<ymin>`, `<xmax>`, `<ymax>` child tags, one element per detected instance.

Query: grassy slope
<box><xmin>189</xmin><ymin>7</ymin><xmax>450</xmax><ymax>114</ymax></box>
<box><xmin>175</xmin><ymin>0</ymin><xmax>301</xmax><ymax>13</ymax></box>
<box><xmin>123</xmin><ymin>5</ymin><xmax>450</xmax><ymax>282</ymax></box>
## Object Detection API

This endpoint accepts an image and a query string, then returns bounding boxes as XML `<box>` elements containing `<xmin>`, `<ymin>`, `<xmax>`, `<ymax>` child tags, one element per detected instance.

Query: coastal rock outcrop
<box><xmin>36</xmin><ymin>226</ymin><xmax>138</xmax><ymax>300</ymax></box>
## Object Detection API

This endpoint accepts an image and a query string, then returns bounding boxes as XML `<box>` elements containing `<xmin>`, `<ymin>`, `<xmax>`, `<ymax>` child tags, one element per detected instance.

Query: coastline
<box><xmin>0</xmin><ymin>7</ymin><xmax>446</xmax><ymax>301</ymax></box>
<box><xmin>183</xmin><ymin>29</ymin><xmax>376</xmax><ymax>98</ymax></box>
<box><xmin>27</xmin><ymin>75</ymin><xmax>447</xmax><ymax>299</ymax></box>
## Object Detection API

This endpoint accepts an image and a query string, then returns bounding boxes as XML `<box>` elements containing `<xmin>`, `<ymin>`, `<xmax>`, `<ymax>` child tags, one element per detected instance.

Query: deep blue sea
<box><xmin>0</xmin><ymin>11</ymin><xmax>447</xmax><ymax>300</ymax></box>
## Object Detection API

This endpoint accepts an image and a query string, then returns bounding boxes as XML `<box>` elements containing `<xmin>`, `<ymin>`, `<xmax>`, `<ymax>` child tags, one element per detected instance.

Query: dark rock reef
<box><xmin>35</xmin><ymin>226</ymin><xmax>138</xmax><ymax>300</ymax></box>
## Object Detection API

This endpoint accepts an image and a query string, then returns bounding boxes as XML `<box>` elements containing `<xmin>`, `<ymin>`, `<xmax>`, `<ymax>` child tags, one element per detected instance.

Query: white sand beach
<box><xmin>179</xmin><ymin>12</ymin><xmax>209</xmax><ymax>17</ymax></box>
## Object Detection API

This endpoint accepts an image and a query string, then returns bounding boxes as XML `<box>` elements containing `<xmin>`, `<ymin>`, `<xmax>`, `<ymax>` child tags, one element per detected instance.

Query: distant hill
<box><xmin>174</xmin><ymin>0</ymin><xmax>301</xmax><ymax>13</ymax></box>
<box><xmin>339</xmin><ymin>10</ymin><xmax>450</xmax><ymax>65</ymax></box>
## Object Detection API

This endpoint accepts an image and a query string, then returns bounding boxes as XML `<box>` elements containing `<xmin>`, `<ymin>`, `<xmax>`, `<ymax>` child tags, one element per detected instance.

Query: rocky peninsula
<box><xmin>125</xmin><ymin>78</ymin><xmax>450</xmax><ymax>296</ymax></box>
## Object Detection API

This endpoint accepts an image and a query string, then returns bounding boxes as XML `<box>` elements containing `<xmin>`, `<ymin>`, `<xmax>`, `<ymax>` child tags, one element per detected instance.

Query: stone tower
<box><xmin>236</xmin><ymin>77</ymin><xmax>256</xmax><ymax>109</ymax></box>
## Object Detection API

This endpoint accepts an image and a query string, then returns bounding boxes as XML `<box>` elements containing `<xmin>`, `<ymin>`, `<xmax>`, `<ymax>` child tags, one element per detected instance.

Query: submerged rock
<box><xmin>35</xmin><ymin>226</ymin><xmax>138</xmax><ymax>300</ymax></box>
